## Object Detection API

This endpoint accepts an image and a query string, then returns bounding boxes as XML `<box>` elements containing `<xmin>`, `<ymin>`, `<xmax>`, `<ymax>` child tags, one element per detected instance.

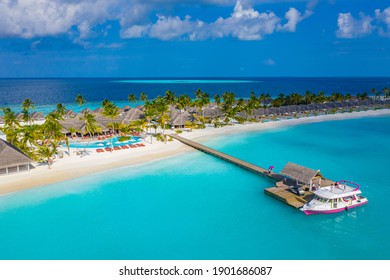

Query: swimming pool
<box><xmin>66</xmin><ymin>136</ymin><xmax>141</xmax><ymax>149</ymax></box>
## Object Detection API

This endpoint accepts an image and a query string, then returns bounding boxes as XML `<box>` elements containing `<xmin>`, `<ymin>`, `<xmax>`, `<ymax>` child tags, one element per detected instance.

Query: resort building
<box><xmin>0</xmin><ymin>138</ymin><xmax>34</xmax><ymax>176</ymax></box>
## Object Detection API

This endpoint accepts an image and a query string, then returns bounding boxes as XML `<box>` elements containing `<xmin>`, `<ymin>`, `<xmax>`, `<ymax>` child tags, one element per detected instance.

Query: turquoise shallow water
<box><xmin>0</xmin><ymin>116</ymin><xmax>389</xmax><ymax>260</ymax></box>
<box><xmin>113</xmin><ymin>79</ymin><xmax>256</xmax><ymax>84</ymax></box>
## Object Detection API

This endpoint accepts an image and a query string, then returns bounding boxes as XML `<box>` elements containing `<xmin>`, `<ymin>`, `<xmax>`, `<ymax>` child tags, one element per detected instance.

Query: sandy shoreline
<box><xmin>1</xmin><ymin>109</ymin><xmax>390</xmax><ymax>196</ymax></box>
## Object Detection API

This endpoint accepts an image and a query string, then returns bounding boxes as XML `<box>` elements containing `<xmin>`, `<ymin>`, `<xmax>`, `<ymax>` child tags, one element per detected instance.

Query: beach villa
<box><xmin>0</xmin><ymin>138</ymin><xmax>33</xmax><ymax>176</ymax></box>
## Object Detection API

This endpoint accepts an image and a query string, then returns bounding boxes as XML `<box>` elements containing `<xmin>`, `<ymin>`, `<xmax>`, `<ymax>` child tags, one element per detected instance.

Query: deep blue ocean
<box><xmin>0</xmin><ymin>115</ymin><xmax>389</xmax><ymax>260</ymax></box>
<box><xmin>1</xmin><ymin>77</ymin><xmax>390</xmax><ymax>115</ymax></box>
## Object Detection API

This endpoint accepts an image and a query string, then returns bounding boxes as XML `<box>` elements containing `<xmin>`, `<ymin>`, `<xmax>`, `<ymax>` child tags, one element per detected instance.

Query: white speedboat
<box><xmin>302</xmin><ymin>180</ymin><xmax>368</xmax><ymax>215</ymax></box>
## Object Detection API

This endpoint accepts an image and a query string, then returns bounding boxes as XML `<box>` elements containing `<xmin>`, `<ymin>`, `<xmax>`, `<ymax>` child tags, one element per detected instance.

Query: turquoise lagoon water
<box><xmin>113</xmin><ymin>79</ymin><xmax>256</xmax><ymax>84</ymax></box>
<box><xmin>0</xmin><ymin>116</ymin><xmax>389</xmax><ymax>260</ymax></box>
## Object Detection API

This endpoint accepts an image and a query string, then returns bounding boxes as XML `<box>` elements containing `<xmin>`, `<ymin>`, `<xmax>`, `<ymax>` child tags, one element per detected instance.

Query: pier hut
<box><xmin>0</xmin><ymin>138</ymin><xmax>33</xmax><ymax>176</ymax></box>
<box><xmin>280</xmin><ymin>162</ymin><xmax>325</xmax><ymax>191</ymax></box>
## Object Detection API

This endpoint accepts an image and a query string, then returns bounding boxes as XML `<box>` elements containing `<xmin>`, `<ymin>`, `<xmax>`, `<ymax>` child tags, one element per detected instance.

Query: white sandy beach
<box><xmin>1</xmin><ymin>109</ymin><xmax>389</xmax><ymax>195</ymax></box>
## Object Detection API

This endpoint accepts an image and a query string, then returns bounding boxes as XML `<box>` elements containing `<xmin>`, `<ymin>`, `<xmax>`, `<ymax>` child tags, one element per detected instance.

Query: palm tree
<box><xmin>38</xmin><ymin>143</ymin><xmax>57</xmax><ymax>169</ymax></box>
<box><xmin>154</xmin><ymin>96</ymin><xmax>169</xmax><ymax>140</ymax></box>
<box><xmin>140</xmin><ymin>92</ymin><xmax>148</xmax><ymax>103</ymax></box>
<box><xmin>304</xmin><ymin>90</ymin><xmax>314</xmax><ymax>104</ymax></box>
<box><xmin>80</xmin><ymin>111</ymin><xmax>98</xmax><ymax>138</ymax></box>
<box><xmin>22</xmin><ymin>98</ymin><xmax>35</xmax><ymax>112</ymax></box>
<box><xmin>43</xmin><ymin>112</ymin><xmax>66</xmax><ymax>147</ymax></box>
<box><xmin>75</xmin><ymin>94</ymin><xmax>86</xmax><ymax>106</ymax></box>
<box><xmin>128</xmin><ymin>93</ymin><xmax>137</xmax><ymax>106</ymax></box>
<box><xmin>56</xmin><ymin>103</ymin><xmax>66</xmax><ymax>119</ymax></box>
<box><xmin>316</xmin><ymin>91</ymin><xmax>326</xmax><ymax>103</ymax></box>
<box><xmin>371</xmin><ymin>88</ymin><xmax>377</xmax><ymax>99</ymax></box>
<box><xmin>68</xmin><ymin>126</ymin><xmax>78</xmax><ymax>138</ymax></box>
<box><xmin>290</xmin><ymin>92</ymin><xmax>302</xmax><ymax>105</ymax></box>
<box><xmin>102</xmin><ymin>99</ymin><xmax>110</xmax><ymax>107</ymax></box>
<box><xmin>1</xmin><ymin>108</ymin><xmax>20</xmax><ymax>144</ymax></box>
<box><xmin>201</xmin><ymin>92</ymin><xmax>211</xmax><ymax>118</ymax></box>
<box><xmin>143</xmin><ymin>101</ymin><xmax>157</xmax><ymax>143</ymax></box>
<box><xmin>214</xmin><ymin>94</ymin><xmax>221</xmax><ymax>106</ymax></box>
<box><xmin>164</xmin><ymin>90</ymin><xmax>176</xmax><ymax>106</ymax></box>
<box><xmin>19</xmin><ymin>124</ymin><xmax>40</xmax><ymax>156</ymax></box>
<box><xmin>271</xmin><ymin>93</ymin><xmax>285</xmax><ymax>107</ymax></box>
<box><xmin>383</xmin><ymin>87</ymin><xmax>390</xmax><ymax>99</ymax></box>
<box><xmin>102</xmin><ymin>101</ymin><xmax>120</xmax><ymax>135</ymax></box>
<box><xmin>221</xmin><ymin>91</ymin><xmax>236</xmax><ymax>113</ymax></box>
<box><xmin>21</xmin><ymin>98</ymin><xmax>34</xmax><ymax>125</ymax></box>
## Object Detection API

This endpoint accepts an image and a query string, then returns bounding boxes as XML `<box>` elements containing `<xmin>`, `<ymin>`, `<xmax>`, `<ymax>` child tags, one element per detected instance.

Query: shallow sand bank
<box><xmin>1</xmin><ymin>109</ymin><xmax>389</xmax><ymax>195</ymax></box>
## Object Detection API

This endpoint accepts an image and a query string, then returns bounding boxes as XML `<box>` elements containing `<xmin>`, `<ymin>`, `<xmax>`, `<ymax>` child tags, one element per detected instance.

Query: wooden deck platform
<box><xmin>264</xmin><ymin>182</ymin><xmax>315</xmax><ymax>209</ymax></box>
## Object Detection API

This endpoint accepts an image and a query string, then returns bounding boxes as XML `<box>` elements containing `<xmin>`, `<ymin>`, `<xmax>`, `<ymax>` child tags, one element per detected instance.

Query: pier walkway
<box><xmin>170</xmin><ymin>134</ymin><xmax>282</xmax><ymax>181</ymax></box>
<box><xmin>170</xmin><ymin>134</ymin><xmax>317</xmax><ymax>209</ymax></box>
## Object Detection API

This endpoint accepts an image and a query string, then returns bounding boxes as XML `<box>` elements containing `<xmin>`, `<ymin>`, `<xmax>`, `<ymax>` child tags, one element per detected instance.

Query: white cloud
<box><xmin>121</xmin><ymin>25</ymin><xmax>150</xmax><ymax>39</ymax></box>
<box><xmin>336</xmin><ymin>12</ymin><xmax>374</xmax><ymax>38</ymax></box>
<box><xmin>277</xmin><ymin>8</ymin><xmax>307</xmax><ymax>32</ymax></box>
<box><xmin>264</xmin><ymin>58</ymin><xmax>275</xmax><ymax>65</ymax></box>
<box><xmin>0</xmin><ymin>0</ymin><xmax>310</xmax><ymax>42</ymax></box>
<box><xmin>149</xmin><ymin>15</ymin><xmax>202</xmax><ymax>40</ymax></box>
<box><xmin>0</xmin><ymin>0</ymin><xmax>121</xmax><ymax>39</ymax></box>
<box><xmin>123</xmin><ymin>1</ymin><xmax>308</xmax><ymax>41</ymax></box>
<box><xmin>375</xmin><ymin>7</ymin><xmax>390</xmax><ymax>37</ymax></box>
<box><xmin>336</xmin><ymin>7</ymin><xmax>390</xmax><ymax>39</ymax></box>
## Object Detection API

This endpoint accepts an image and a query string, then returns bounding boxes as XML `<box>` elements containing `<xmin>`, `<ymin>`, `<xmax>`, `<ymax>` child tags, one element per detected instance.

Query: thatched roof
<box><xmin>170</xmin><ymin>111</ymin><xmax>193</xmax><ymax>126</ymax></box>
<box><xmin>30</xmin><ymin>112</ymin><xmax>45</xmax><ymax>120</ymax></box>
<box><xmin>280</xmin><ymin>162</ymin><xmax>325</xmax><ymax>185</ymax></box>
<box><xmin>121</xmin><ymin>108</ymin><xmax>143</xmax><ymax>124</ymax></box>
<box><xmin>93</xmin><ymin>107</ymin><xmax>103</xmax><ymax>113</ymax></box>
<box><xmin>122</xmin><ymin>105</ymin><xmax>131</xmax><ymax>112</ymax></box>
<box><xmin>0</xmin><ymin>138</ymin><xmax>33</xmax><ymax>169</ymax></box>
<box><xmin>15</xmin><ymin>112</ymin><xmax>24</xmax><ymax>121</ymax></box>
<box><xmin>81</xmin><ymin>108</ymin><xmax>92</xmax><ymax>113</ymax></box>
<box><xmin>64</xmin><ymin>109</ymin><xmax>77</xmax><ymax>118</ymax></box>
<box><xmin>202</xmin><ymin>107</ymin><xmax>218</xmax><ymax>118</ymax></box>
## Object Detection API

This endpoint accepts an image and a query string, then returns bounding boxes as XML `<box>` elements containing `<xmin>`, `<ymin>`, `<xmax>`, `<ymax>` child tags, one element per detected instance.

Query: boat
<box><xmin>301</xmin><ymin>180</ymin><xmax>368</xmax><ymax>215</ymax></box>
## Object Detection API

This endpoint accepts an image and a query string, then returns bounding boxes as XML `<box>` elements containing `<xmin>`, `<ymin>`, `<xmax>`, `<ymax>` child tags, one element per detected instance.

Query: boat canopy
<box><xmin>314</xmin><ymin>186</ymin><xmax>362</xmax><ymax>199</ymax></box>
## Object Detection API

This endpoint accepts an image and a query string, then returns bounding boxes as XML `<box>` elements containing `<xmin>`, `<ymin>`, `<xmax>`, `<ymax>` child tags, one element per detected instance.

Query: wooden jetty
<box><xmin>170</xmin><ymin>134</ymin><xmax>280</xmax><ymax>181</ymax></box>
<box><xmin>170</xmin><ymin>134</ymin><xmax>318</xmax><ymax>209</ymax></box>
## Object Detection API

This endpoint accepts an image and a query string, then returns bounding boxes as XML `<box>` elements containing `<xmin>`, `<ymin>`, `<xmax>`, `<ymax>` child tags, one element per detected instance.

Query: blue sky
<box><xmin>0</xmin><ymin>0</ymin><xmax>389</xmax><ymax>77</ymax></box>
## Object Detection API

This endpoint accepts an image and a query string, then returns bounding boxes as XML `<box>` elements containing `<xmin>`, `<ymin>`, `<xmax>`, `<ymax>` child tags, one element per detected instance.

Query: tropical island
<box><xmin>1</xmin><ymin>88</ymin><xmax>390</xmax><ymax>195</ymax></box>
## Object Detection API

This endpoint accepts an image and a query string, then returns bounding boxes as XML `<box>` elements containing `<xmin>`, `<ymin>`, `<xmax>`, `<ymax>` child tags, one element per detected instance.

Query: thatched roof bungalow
<box><xmin>170</xmin><ymin>111</ymin><xmax>194</xmax><ymax>128</ymax></box>
<box><xmin>30</xmin><ymin>112</ymin><xmax>45</xmax><ymax>122</ymax></box>
<box><xmin>280</xmin><ymin>162</ymin><xmax>325</xmax><ymax>186</ymax></box>
<box><xmin>121</xmin><ymin>108</ymin><xmax>144</xmax><ymax>125</ymax></box>
<box><xmin>0</xmin><ymin>138</ymin><xmax>34</xmax><ymax>175</ymax></box>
